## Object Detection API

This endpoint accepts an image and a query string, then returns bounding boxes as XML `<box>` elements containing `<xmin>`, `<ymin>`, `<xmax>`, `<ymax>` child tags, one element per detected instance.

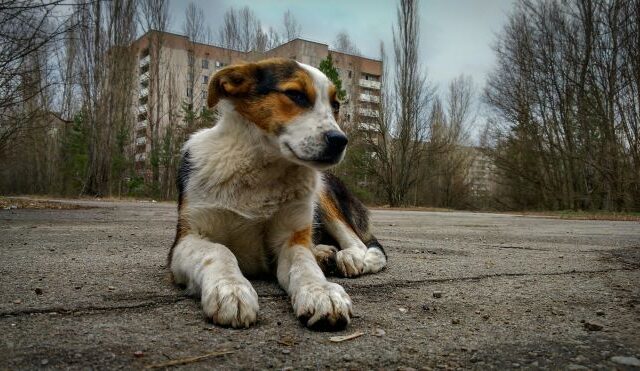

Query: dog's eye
<box><xmin>331</xmin><ymin>100</ymin><xmax>340</xmax><ymax>113</ymax></box>
<box><xmin>283</xmin><ymin>90</ymin><xmax>311</xmax><ymax>108</ymax></box>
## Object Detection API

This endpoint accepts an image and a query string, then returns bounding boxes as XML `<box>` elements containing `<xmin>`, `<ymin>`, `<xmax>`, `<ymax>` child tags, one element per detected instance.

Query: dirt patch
<box><xmin>514</xmin><ymin>211</ymin><xmax>640</xmax><ymax>222</ymax></box>
<box><xmin>0</xmin><ymin>198</ymin><xmax>92</xmax><ymax>210</ymax></box>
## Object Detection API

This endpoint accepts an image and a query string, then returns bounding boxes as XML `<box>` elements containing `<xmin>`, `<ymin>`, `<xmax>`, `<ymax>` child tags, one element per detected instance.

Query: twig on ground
<box><xmin>143</xmin><ymin>350</ymin><xmax>234</xmax><ymax>369</ymax></box>
<box><xmin>328</xmin><ymin>331</ymin><xmax>364</xmax><ymax>343</ymax></box>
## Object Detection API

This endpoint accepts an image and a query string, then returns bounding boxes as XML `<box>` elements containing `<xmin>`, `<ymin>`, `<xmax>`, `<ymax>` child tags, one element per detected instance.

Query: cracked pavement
<box><xmin>1</xmin><ymin>199</ymin><xmax>639</xmax><ymax>369</ymax></box>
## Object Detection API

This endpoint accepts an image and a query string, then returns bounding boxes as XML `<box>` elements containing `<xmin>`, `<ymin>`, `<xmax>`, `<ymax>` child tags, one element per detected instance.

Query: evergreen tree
<box><xmin>318</xmin><ymin>54</ymin><xmax>347</xmax><ymax>100</ymax></box>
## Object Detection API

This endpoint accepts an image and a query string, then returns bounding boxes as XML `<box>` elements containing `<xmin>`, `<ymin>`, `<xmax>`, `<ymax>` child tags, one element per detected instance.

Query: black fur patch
<box><xmin>168</xmin><ymin>150</ymin><xmax>193</xmax><ymax>265</ymax></box>
<box><xmin>253</xmin><ymin>60</ymin><xmax>298</xmax><ymax>96</ymax></box>
<box><xmin>322</xmin><ymin>173</ymin><xmax>370</xmax><ymax>237</ymax></box>
<box><xmin>313</xmin><ymin>172</ymin><xmax>387</xmax><ymax>259</ymax></box>
<box><xmin>364</xmin><ymin>237</ymin><xmax>387</xmax><ymax>258</ymax></box>
<box><xmin>176</xmin><ymin>150</ymin><xmax>192</xmax><ymax>197</ymax></box>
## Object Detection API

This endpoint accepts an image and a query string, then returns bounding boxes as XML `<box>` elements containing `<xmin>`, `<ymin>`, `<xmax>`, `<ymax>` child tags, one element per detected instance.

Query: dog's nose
<box><xmin>324</xmin><ymin>130</ymin><xmax>348</xmax><ymax>154</ymax></box>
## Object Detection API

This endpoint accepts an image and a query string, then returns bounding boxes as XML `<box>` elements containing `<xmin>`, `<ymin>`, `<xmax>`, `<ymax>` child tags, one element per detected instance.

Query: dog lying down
<box><xmin>169</xmin><ymin>58</ymin><xmax>387</xmax><ymax>330</ymax></box>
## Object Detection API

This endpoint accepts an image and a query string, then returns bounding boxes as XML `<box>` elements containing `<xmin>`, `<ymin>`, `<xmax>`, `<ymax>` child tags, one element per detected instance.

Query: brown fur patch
<box><xmin>235</xmin><ymin>92</ymin><xmax>307</xmax><ymax>133</ymax></box>
<box><xmin>207</xmin><ymin>63</ymin><xmax>256</xmax><ymax>108</ymax></box>
<box><xmin>207</xmin><ymin>58</ymin><xmax>317</xmax><ymax>134</ymax></box>
<box><xmin>289</xmin><ymin>225</ymin><xmax>312</xmax><ymax>247</ymax></box>
<box><xmin>168</xmin><ymin>198</ymin><xmax>190</xmax><ymax>265</ymax></box>
<box><xmin>319</xmin><ymin>192</ymin><xmax>346</xmax><ymax>223</ymax></box>
<box><xmin>328</xmin><ymin>84</ymin><xmax>340</xmax><ymax>120</ymax></box>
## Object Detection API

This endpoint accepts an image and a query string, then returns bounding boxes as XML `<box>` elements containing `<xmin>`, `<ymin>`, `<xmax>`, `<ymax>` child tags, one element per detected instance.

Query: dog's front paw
<box><xmin>363</xmin><ymin>247</ymin><xmax>387</xmax><ymax>274</ymax></box>
<box><xmin>336</xmin><ymin>247</ymin><xmax>366</xmax><ymax>277</ymax></box>
<box><xmin>337</xmin><ymin>247</ymin><xmax>387</xmax><ymax>277</ymax></box>
<box><xmin>292</xmin><ymin>281</ymin><xmax>352</xmax><ymax>330</ymax></box>
<box><xmin>202</xmin><ymin>278</ymin><xmax>259</xmax><ymax>328</ymax></box>
<box><xmin>313</xmin><ymin>244</ymin><xmax>338</xmax><ymax>274</ymax></box>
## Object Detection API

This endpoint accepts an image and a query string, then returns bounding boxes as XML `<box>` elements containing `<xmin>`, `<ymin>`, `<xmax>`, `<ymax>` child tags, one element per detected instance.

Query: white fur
<box><xmin>277</xmin><ymin>63</ymin><xmax>345</xmax><ymax>168</ymax></box>
<box><xmin>323</xmin><ymin>216</ymin><xmax>388</xmax><ymax>277</ymax></box>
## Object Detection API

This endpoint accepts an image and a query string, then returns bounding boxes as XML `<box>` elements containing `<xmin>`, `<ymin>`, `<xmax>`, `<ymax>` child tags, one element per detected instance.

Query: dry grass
<box><xmin>514</xmin><ymin>210</ymin><xmax>640</xmax><ymax>222</ymax></box>
<box><xmin>0</xmin><ymin>197</ymin><xmax>91</xmax><ymax>210</ymax></box>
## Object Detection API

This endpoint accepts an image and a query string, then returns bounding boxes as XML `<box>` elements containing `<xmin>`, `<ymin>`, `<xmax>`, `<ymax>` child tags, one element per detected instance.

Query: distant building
<box><xmin>468</xmin><ymin>148</ymin><xmax>496</xmax><ymax>198</ymax></box>
<box><xmin>128</xmin><ymin>31</ymin><xmax>382</xmax><ymax>178</ymax></box>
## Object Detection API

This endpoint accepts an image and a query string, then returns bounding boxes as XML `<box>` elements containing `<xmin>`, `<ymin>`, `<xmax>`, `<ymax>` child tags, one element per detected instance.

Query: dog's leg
<box><xmin>323</xmin><ymin>218</ymin><xmax>387</xmax><ymax>277</ymax></box>
<box><xmin>272</xmin><ymin>206</ymin><xmax>352</xmax><ymax>330</ymax></box>
<box><xmin>171</xmin><ymin>235</ymin><xmax>259</xmax><ymax>328</ymax></box>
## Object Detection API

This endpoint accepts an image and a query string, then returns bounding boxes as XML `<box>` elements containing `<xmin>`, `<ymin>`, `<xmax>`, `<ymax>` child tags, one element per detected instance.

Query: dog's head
<box><xmin>207</xmin><ymin>58</ymin><xmax>347</xmax><ymax>169</ymax></box>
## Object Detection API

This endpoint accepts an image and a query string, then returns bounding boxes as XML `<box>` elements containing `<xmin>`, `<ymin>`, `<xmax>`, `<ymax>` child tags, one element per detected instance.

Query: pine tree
<box><xmin>318</xmin><ymin>54</ymin><xmax>347</xmax><ymax>100</ymax></box>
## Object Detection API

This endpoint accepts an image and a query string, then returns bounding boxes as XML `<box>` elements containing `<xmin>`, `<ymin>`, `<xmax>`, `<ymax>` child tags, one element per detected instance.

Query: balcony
<box><xmin>140</xmin><ymin>71</ymin><xmax>149</xmax><ymax>85</ymax></box>
<box><xmin>135</xmin><ymin>137</ymin><xmax>147</xmax><ymax>146</ymax></box>
<box><xmin>135</xmin><ymin>153</ymin><xmax>147</xmax><ymax>162</ymax></box>
<box><xmin>139</xmin><ymin>55</ymin><xmax>150</xmax><ymax>69</ymax></box>
<box><xmin>358</xmin><ymin>108</ymin><xmax>380</xmax><ymax>118</ymax></box>
<box><xmin>358</xmin><ymin>122</ymin><xmax>378</xmax><ymax>132</ymax></box>
<box><xmin>138</xmin><ymin>105</ymin><xmax>147</xmax><ymax>115</ymax></box>
<box><xmin>359</xmin><ymin>93</ymin><xmax>380</xmax><ymax>103</ymax></box>
<box><xmin>359</xmin><ymin>79</ymin><xmax>381</xmax><ymax>90</ymax></box>
<box><xmin>136</xmin><ymin>120</ymin><xmax>148</xmax><ymax>130</ymax></box>
<box><xmin>138</xmin><ymin>87</ymin><xmax>149</xmax><ymax>99</ymax></box>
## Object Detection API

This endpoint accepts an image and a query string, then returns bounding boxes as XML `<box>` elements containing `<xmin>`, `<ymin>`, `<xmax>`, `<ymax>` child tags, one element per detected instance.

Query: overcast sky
<box><xmin>167</xmin><ymin>0</ymin><xmax>517</xmax><ymax>96</ymax></box>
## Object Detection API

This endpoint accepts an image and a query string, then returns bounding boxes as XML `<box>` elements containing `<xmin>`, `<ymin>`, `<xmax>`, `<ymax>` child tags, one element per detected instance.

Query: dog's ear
<box><xmin>207</xmin><ymin>63</ymin><xmax>257</xmax><ymax>108</ymax></box>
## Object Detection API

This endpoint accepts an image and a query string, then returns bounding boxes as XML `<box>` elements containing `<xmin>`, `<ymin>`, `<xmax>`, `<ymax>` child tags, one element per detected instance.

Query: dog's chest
<box><xmin>202</xmin><ymin>160</ymin><xmax>316</xmax><ymax>219</ymax></box>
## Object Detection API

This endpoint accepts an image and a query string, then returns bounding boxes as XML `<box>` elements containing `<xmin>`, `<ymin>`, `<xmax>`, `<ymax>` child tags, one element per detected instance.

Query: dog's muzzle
<box><xmin>318</xmin><ymin>130</ymin><xmax>348</xmax><ymax>164</ymax></box>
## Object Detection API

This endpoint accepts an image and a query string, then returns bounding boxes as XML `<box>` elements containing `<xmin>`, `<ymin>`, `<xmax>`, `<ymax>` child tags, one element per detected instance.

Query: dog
<box><xmin>169</xmin><ymin>58</ymin><xmax>387</xmax><ymax>330</ymax></box>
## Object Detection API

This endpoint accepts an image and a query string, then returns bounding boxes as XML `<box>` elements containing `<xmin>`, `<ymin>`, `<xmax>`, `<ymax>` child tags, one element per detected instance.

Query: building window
<box><xmin>348</xmin><ymin>70</ymin><xmax>352</xmax><ymax>78</ymax></box>
<box><xmin>201</xmin><ymin>89</ymin><xmax>207</xmax><ymax>99</ymax></box>
<box><xmin>202</xmin><ymin>59</ymin><xmax>209</xmax><ymax>69</ymax></box>
<box><xmin>202</xmin><ymin>75</ymin><xmax>208</xmax><ymax>84</ymax></box>
<box><xmin>186</xmin><ymin>88</ymin><xmax>193</xmax><ymax>98</ymax></box>
<box><xmin>188</xmin><ymin>52</ymin><xmax>195</xmax><ymax>66</ymax></box>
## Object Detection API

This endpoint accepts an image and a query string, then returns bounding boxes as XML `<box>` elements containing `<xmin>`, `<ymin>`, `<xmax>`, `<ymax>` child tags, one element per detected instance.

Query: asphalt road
<box><xmin>1</xmin><ymin>199</ymin><xmax>639</xmax><ymax>370</ymax></box>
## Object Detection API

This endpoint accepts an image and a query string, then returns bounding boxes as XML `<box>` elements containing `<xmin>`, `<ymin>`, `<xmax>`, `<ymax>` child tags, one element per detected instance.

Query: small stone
<box><xmin>41</xmin><ymin>359</ymin><xmax>49</xmax><ymax>366</ymax></box>
<box><xmin>107</xmin><ymin>286</ymin><xmax>115</xmax><ymax>291</ymax></box>
<box><xmin>596</xmin><ymin>309</ymin><xmax>605</xmax><ymax>316</ymax></box>
<box><xmin>422</xmin><ymin>304</ymin><xmax>430</xmax><ymax>311</ymax></box>
<box><xmin>133</xmin><ymin>350</ymin><xmax>144</xmax><ymax>358</ymax></box>
<box><xmin>13</xmin><ymin>299</ymin><xmax>22</xmax><ymax>304</ymax></box>
<box><xmin>34</xmin><ymin>288</ymin><xmax>43</xmax><ymax>295</ymax></box>
<box><xmin>482</xmin><ymin>314</ymin><xmax>490</xmax><ymax>320</ymax></box>
<box><xmin>512</xmin><ymin>363</ymin><xmax>520</xmax><ymax>368</ymax></box>
<box><xmin>373</xmin><ymin>328</ymin><xmax>386</xmax><ymax>337</ymax></box>
<box><xmin>610</xmin><ymin>356</ymin><xmax>640</xmax><ymax>367</ymax></box>
<box><xmin>572</xmin><ymin>355</ymin><xmax>587</xmax><ymax>363</ymax></box>
<box><xmin>451</xmin><ymin>318</ymin><xmax>460</xmax><ymax>325</ymax></box>
<box><xmin>342</xmin><ymin>354</ymin><xmax>352</xmax><ymax>361</ymax></box>
<box><xmin>281</xmin><ymin>349</ymin><xmax>290</xmax><ymax>355</ymax></box>
<box><xmin>475</xmin><ymin>310</ymin><xmax>480</xmax><ymax>314</ymax></box>
<box><xmin>567</xmin><ymin>364</ymin><xmax>588</xmax><ymax>370</ymax></box>
<box><xmin>530</xmin><ymin>361</ymin><xmax>539</xmax><ymax>367</ymax></box>
<box><xmin>398</xmin><ymin>307</ymin><xmax>408</xmax><ymax>313</ymax></box>
<box><xmin>583</xmin><ymin>321</ymin><xmax>603</xmax><ymax>331</ymax></box>
<box><xmin>433</xmin><ymin>291</ymin><xmax>443</xmax><ymax>298</ymax></box>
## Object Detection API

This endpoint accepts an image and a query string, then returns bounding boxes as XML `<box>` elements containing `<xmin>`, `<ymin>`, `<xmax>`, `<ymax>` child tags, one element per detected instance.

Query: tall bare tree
<box><xmin>366</xmin><ymin>0</ymin><xmax>432</xmax><ymax>206</ymax></box>
<box><xmin>0</xmin><ymin>0</ymin><xmax>75</xmax><ymax>158</ymax></box>
<box><xmin>333</xmin><ymin>31</ymin><xmax>361</xmax><ymax>55</ymax></box>
<box><xmin>485</xmin><ymin>0</ymin><xmax>640</xmax><ymax>211</ymax></box>
<box><xmin>282</xmin><ymin>10</ymin><xmax>301</xmax><ymax>41</ymax></box>
<box><xmin>138</xmin><ymin>0</ymin><xmax>170</xmax><ymax>195</ymax></box>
